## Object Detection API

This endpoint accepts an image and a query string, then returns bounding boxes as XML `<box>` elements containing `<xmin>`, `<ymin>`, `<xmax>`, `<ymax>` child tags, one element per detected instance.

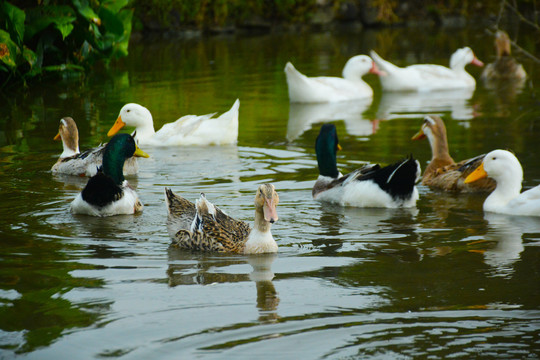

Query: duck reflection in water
<box><xmin>166</xmin><ymin>250</ymin><xmax>280</xmax><ymax>322</ymax></box>
<box><xmin>479</xmin><ymin>213</ymin><xmax>540</xmax><ymax>277</ymax></box>
<box><xmin>376</xmin><ymin>88</ymin><xmax>475</xmax><ymax>121</ymax></box>
<box><xmin>286</xmin><ymin>99</ymin><xmax>376</xmax><ymax>142</ymax></box>
<box><xmin>247</xmin><ymin>253</ymin><xmax>280</xmax><ymax>323</ymax></box>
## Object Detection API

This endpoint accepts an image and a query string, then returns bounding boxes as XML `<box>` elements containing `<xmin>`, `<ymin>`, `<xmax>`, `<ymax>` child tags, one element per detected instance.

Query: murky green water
<box><xmin>1</xmin><ymin>27</ymin><xmax>540</xmax><ymax>359</ymax></box>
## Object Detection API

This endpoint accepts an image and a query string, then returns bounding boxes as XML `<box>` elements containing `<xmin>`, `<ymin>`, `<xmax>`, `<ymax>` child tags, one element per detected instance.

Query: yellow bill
<box><xmin>134</xmin><ymin>145</ymin><xmax>150</xmax><ymax>158</ymax></box>
<box><xmin>411</xmin><ymin>129</ymin><xmax>426</xmax><ymax>141</ymax></box>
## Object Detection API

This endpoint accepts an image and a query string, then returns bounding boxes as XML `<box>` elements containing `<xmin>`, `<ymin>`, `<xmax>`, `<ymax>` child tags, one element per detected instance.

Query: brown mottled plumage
<box><xmin>481</xmin><ymin>30</ymin><xmax>527</xmax><ymax>82</ymax></box>
<box><xmin>165</xmin><ymin>184</ymin><xmax>279</xmax><ymax>254</ymax></box>
<box><xmin>412</xmin><ymin>115</ymin><xmax>496</xmax><ymax>192</ymax></box>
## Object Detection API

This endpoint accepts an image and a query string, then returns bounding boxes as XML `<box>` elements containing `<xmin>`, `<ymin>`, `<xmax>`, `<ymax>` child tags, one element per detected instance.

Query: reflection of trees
<box><xmin>0</xmin><ymin>232</ymin><xmax>105</xmax><ymax>354</ymax></box>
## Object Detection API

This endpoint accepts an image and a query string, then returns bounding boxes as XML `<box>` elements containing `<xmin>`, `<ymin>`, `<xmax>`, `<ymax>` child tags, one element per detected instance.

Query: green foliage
<box><xmin>0</xmin><ymin>0</ymin><xmax>133</xmax><ymax>87</ymax></box>
<box><xmin>135</xmin><ymin>0</ymin><xmax>316</xmax><ymax>29</ymax></box>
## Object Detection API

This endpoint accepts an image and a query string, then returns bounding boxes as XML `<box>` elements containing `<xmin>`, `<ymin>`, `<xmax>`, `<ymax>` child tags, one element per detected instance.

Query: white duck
<box><xmin>52</xmin><ymin>117</ymin><xmax>138</xmax><ymax>177</ymax></box>
<box><xmin>465</xmin><ymin>149</ymin><xmax>540</xmax><ymax>216</ymax></box>
<box><xmin>370</xmin><ymin>47</ymin><xmax>484</xmax><ymax>92</ymax></box>
<box><xmin>107</xmin><ymin>99</ymin><xmax>240</xmax><ymax>146</ymax></box>
<box><xmin>284</xmin><ymin>55</ymin><xmax>381</xmax><ymax>103</ymax></box>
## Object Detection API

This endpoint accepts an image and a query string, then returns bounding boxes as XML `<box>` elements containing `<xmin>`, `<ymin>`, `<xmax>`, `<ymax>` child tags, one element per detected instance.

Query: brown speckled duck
<box><xmin>52</xmin><ymin>117</ymin><xmax>139</xmax><ymax>177</ymax></box>
<box><xmin>412</xmin><ymin>115</ymin><xmax>496</xmax><ymax>192</ymax></box>
<box><xmin>481</xmin><ymin>30</ymin><xmax>527</xmax><ymax>82</ymax></box>
<box><xmin>165</xmin><ymin>184</ymin><xmax>279</xmax><ymax>254</ymax></box>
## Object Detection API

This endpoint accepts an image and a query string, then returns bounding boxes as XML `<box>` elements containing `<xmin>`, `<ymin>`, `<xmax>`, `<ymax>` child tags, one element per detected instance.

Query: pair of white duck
<box><xmin>284</xmin><ymin>47</ymin><xmax>484</xmax><ymax>103</ymax></box>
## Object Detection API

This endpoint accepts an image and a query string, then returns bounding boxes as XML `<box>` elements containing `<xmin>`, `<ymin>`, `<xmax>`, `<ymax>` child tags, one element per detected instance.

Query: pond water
<box><xmin>1</xmin><ymin>27</ymin><xmax>540</xmax><ymax>359</ymax></box>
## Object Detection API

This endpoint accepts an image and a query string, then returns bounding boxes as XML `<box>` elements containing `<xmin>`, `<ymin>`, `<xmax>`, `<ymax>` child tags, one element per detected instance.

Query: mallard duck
<box><xmin>70</xmin><ymin>133</ymin><xmax>149</xmax><ymax>216</ymax></box>
<box><xmin>481</xmin><ymin>30</ymin><xmax>527</xmax><ymax>82</ymax></box>
<box><xmin>165</xmin><ymin>184</ymin><xmax>279</xmax><ymax>254</ymax></box>
<box><xmin>313</xmin><ymin>123</ymin><xmax>420</xmax><ymax>208</ymax></box>
<box><xmin>370</xmin><ymin>47</ymin><xmax>484</xmax><ymax>92</ymax></box>
<box><xmin>284</xmin><ymin>55</ymin><xmax>381</xmax><ymax>103</ymax></box>
<box><xmin>465</xmin><ymin>149</ymin><xmax>540</xmax><ymax>216</ymax></box>
<box><xmin>411</xmin><ymin>115</ymin><xmax>496</xmax><ymax>192</ymax></box>
<box><xmin>52</xmin><ymin>117</ymin><xmax>138</xmax><ymax>177</ymax></box>
<box><xmin>107</xmin><ymin>99</ymin><xmax>240</xmax><ymax>146</ymax></box>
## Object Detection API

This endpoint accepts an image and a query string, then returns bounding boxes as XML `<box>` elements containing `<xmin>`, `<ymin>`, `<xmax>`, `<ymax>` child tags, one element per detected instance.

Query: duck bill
<box><xmin>471</xmin><ymin>56</ymin><xmax>484</xmax><ymax>67</ymax></box>
<box><xmin>53</xmin><ymin>132</ymin><xmax>61</xmax><ymax>141</ymax></box>
<box><xmin>411</xmin><ymin>129</ymin><xmax>426</xmax><ymax>140</ymax></box>
<box><xmin>263</xmin><ymin>198</ymin><xmax>278</xmax><ymax>223</ymax></box>
<box><xmin>337</xmin><ymin>144</ymin><xmax>342</xmax><ymax>151</ymax></box>
<box><xmin>464</xmin><ymin>163</ymin><xmax>487</xmax><ymax>184</ymax></box>
<box><xmin>107</xmin><ymin>116</ymin><xmax>126</xmax><ymax>137</ymax></box>
<box><xmin>369</xmin><ymin>62</ymin><xmax>383</xmax><ymax>76</ymax></box>
<box><xmin>133</xmin><ymin>144</ymin><xmax>150</xmax><ymax>158</ymax></box>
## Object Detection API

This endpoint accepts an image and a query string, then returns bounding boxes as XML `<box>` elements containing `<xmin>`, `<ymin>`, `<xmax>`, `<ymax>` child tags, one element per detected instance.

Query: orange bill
<box><xmin>53</xmin><ymin>132</ymin><xmax>61</xmax><ymax>141</ymax></box>
<box><xmin>464</xmin><ymin>162</ymin><xmax>487</xmax><ymax>184</ymax></box>
<box><xmin>263</xmin><ymin>198</ymin><xmax>278</xmax><ymax>223</ymax></box>
<box><xmin>471</xmin><ymin>56</ymin><xmax>484</xmax><ymax>67</ymax></box>
<box><xmin>107</xmin><ymin>116</ymin><xmax>126</xmax><ymax>137</ymax></box>
<box><xmin>411</xmin><ymin>129</ymin><xmax>426</xmax><ymax>140</ymax></box>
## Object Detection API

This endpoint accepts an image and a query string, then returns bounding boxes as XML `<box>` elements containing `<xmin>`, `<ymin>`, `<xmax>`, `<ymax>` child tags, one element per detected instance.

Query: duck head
<box><xmin>108</xmin><ymin>103</ymin><xmax>154</xmax><ymax>137</ymax></box>
<box><xmin>465</xmin><ymin>149</ymin><xmax>523</xmax><ymax>187</ymax></box>
<box><xmin>495</xmin><ymin>30</ymin><xmax>512</xmax><ymax>57</ymax></box>
<box><xmin>450</xmin><ymin>47</ymin><xmax>484</xmax><ymax>69</ymax></box>
<box><xmin>342</xmin><ymin>55</ymin><xmax>382</xmax><ymax>80</ymax></box>
<box><xmin>255</xmin><ymin>183</ymin><xmax>279</xmax><ymax>225</ymax></box>
<box><xmin>102</xmin><ymin>133</ymin><xmax>149</xmax><ymax>184</ymax></box>
<box><xmin>55</xmin><ymin>117</ymin><xmax>80</xmax><ymax>158</ymax></box>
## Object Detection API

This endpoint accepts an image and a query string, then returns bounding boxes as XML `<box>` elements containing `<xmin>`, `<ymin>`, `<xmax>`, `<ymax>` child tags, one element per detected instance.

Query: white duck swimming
<box><xmin>70</xmin><ymin>134</ymin><xmax>149</xmax><ymax>216</ymax></box>
<box><xmin>284</xmin><ymin>55</ymin><xmax>381</xmax><ymax>103</ymax></box>
<box><xmin>52</xmin><ymin>117</ymin><xmax>139</xmax><ymax>177</ymax></box>
<box><xmin>107</xmin><ymin>99</ymin><xmax>240</xmax><ymax>146</ymax></box>
<box><xmin>313</xmin><ymin>123</ymin><xmax>421</xmax><ymax>208</ymax></box>
<box><xmin>465</xmin><ymin>149</ymin><xmax>540</xmax><ymax>216</ymax></box>
<box><xmin>370</xmin><ymin>47</ymin><xmax>484</xmax><ymax>92</ymax></box>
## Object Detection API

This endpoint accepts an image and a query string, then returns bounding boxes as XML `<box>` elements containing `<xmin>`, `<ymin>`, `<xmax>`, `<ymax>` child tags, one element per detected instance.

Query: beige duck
<box><xmin>165</xmin><ymin>184</ymin><xmax>279</xmax><ymax>254</ymax></box>
<box><xmin>52</xmin><ymin>117</ymin><xmax>138</xmax><ymax>177</ymax></box>
<box><xmin>481</xmin><ymin>30</ymin><xmax>527</xmax><ymax>82</ymax></box>
<box><xmin>412</xmin><ymin>115</ymin><xmax>496</xmax><ymax>192</ymax></box>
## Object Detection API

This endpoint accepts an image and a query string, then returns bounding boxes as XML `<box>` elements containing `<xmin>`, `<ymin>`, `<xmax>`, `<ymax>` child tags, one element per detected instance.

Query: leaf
<box><xmin>72</xmin><ymin>0</ymin><xmax>101</xmax><ymax>24</ymax></box>
<box><xmin>22</xmin><ymin>46</ymin><xmax>38</xmax><ymax>68</ymax></box>
<box><xmin>0</xmin><ymin>30</ymin><xmax>19</xmax><ymax>70</ymax></box>
<box><xmin>25</xmin><ymin>6</ymin><xmax>76</xmax><ymax>41</ymax></box>
<box><xmin>101</xmin><ymin>0</ymin><xmax>131</xmax><ymax>14</ymax></box>
<box><xmin>1</xmin><ymin>2</ymin><xmax>26</xmax><ymax>44</ymax></box>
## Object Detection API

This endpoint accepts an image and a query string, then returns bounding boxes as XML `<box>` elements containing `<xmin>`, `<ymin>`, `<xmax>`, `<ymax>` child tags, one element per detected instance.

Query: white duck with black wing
<box><xmin>313</xmin><ymin>123</ymin><xmax>420</xmax><ymax>208</ymax></box>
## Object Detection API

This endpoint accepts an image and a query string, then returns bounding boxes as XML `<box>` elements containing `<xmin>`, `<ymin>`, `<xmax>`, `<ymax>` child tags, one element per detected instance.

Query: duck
<box><xmin>370</xmin><ymin>47</ymin><xmax>484</xmax><ymax>92</ymax></box>
<box><xmin>52</xmin><ymin>117</ymin><xmax>138</xmax><ymax>177</ymax></box>
<box><xmin>481</xmin><ymin>30</ymin><xmax>527</xmax><ymax>82</ymax></box>
<box><xmin>465</xmin><ymin>149</ymin><xmax>540</xmax><ymax>216</ymax></box>
<box><xmin>313</xmin><ymin>123</ymin><xmax>420</xmax><ymax>208</ymax></box>
<box><xmin>284</xmin><ymin>55</ymin><xmax>381</xmax><ymax>103</ymax></box>
<box><xmin>411</xmin><ymin>115</ymin><xmax>496</xmax><ymax>192</ymax></box>
<box><xmin>70</xmin><ymin>133</ymin><xmax>149</xmax><ymax>216</ymax></box>
<box><xmin>165</xmin><ymin>184</ymin><xmax>279</xmax><ymax>254</ymax></box>
<box><xmin>107</xmin><ymin>99</ymin><xmax>240</xmax><ymax>146</ymax></box>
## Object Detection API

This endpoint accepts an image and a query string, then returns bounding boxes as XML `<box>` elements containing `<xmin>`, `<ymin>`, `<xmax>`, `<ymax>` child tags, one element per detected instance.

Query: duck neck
<box><xmin>102</xmin><ymin>151</ymin><xmax>126</xmax><ymax>185</ymax></box>
<box><xmin>244</xmin><ymin>207</ymin><xmax>276</xmax><ymax>254</ymax></box>
<box><xmin>60</xmin><ymin>142</ymin><xmax>79</xmax><ymax>158</ymax></box>
<box><xmin>134</xmin><ymin>122</ymin><xmax>156</xmax><ymax>142</ymax></box>
<box><xmin>429</xmin><ymin>130</ymin><xmax>453</xmax><ymax>163</ymax></box>
<box><xmin>316</xmin><ymin>143</ymin><xmax>339</xmax><ymax>179</ymax></box>
<box><xmin>485</xmin><ymin>177</ymin><xmax>522</xmax><ymax>210</ymax></box>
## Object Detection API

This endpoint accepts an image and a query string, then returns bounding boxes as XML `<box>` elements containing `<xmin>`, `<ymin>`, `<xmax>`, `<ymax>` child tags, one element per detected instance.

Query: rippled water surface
<box><xmin>1</xmin><ymin>28</ymin><xmax>540</xmax><ymax>359</ymax></box>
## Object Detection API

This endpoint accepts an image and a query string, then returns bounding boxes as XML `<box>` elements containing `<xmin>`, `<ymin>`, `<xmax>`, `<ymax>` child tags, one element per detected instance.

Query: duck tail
<box><xmin>377</xmin><ymin>155</ymin><xmax>420</xmax><ymax>199</ymax></box>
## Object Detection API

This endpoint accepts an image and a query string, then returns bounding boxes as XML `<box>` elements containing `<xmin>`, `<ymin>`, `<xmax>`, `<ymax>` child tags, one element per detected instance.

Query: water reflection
<box><xmin>247</xmin><ymin>254</ymin><xmax>280</xmax><ymax>323</ymax></box>
<box><xmin>482</xmin><ymin>213</ymin><xmax>540</xmax><ymax>277</ymax></box>
<box><xmin>376</xmin><ymin>88</ymin><xmax>475</xmax><ymax>121</ymax></box>
<box><xmin>167</xmin><ymin>251</ymin><xmax>280</xmax><ymax>322</ymax></box>
<box><xmin>286</xmin><ymin>99</ymin><xmax>375</xmax><ymax>142</ymax></box>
